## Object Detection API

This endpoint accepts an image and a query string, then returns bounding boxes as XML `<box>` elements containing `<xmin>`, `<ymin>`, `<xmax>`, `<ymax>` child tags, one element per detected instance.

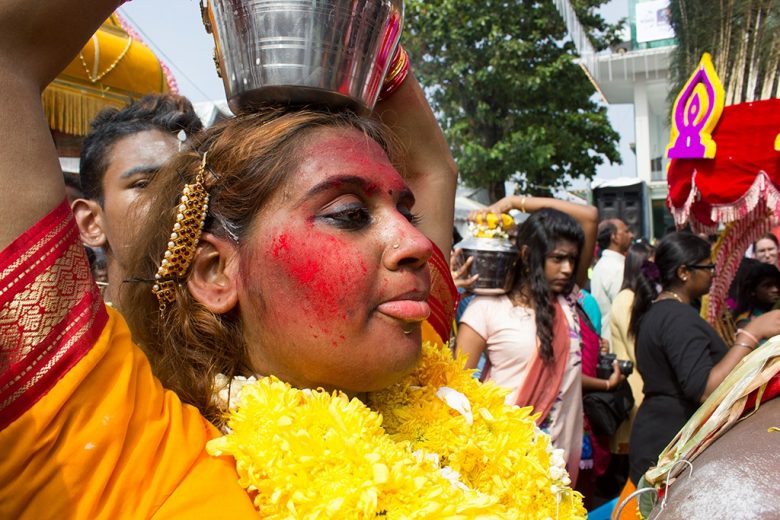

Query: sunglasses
<box><xmin>686</xmin><ymin>263</ymin><xmax>716</xmax><ymax>273</ymax></box>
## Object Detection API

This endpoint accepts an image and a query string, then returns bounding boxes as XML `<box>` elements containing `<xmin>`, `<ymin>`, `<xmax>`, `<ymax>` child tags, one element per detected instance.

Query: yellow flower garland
<box><xmin>207</xmin><ymin>343</ymin><xmax>586</xmax><ymax>519</ymax></box>
<box><xmin>469</xmin><ymin>212</ymin><xmax>515</xmax><ymax>239</ymax></box>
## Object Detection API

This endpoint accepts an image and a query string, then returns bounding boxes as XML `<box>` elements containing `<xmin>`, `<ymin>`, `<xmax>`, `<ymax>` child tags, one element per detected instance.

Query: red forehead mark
<box><xmin>305</xmin><ymin>137</ymin><xmax>375</xmax><ymax>166</ymax></box>
<box><xmin>302</xmin><ymin>134</ymin><xmax>406</xmax><ymax>195</ymax></box>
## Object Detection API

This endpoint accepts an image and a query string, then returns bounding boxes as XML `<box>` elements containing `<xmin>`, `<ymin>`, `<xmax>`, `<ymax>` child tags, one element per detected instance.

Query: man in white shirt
<box><xmin>591</xmin><ymin>219</ymin><xmax>633</xmax><ymax>341</ymax></box>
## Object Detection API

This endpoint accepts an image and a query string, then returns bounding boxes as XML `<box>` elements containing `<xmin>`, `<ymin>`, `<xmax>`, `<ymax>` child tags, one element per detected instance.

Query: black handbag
<box><xmin>583</xmin><ymin>378</ymin><xmax>635</xmax><ymax>437</ymax></box>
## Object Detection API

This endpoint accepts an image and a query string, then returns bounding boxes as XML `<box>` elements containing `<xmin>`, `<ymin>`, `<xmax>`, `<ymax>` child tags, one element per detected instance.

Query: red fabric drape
<box><xmin>668</xmin><ymin>99</ymin><xmax>780</xmax><ymax>227</ymax></box>
<box><xmin>426</xmin><ymin>244</ymin><xmax>458</xmax><ymax>344</ymax></box>
<box><xmin>514</xmin><ymin>299</ymin><xmax>570</xmax><ymax>424</ymax></box>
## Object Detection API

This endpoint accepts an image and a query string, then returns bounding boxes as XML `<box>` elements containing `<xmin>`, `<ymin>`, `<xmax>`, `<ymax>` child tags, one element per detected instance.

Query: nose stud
<box><xmin>393</xmin><ymin>243</ymin><xmax>399</xmax><ymax>249</ymax></box>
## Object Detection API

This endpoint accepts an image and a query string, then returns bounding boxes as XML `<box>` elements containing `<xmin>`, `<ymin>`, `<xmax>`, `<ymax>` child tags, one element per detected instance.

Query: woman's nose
<box><xmin>382</xmin><ymin>226</ymin><xmax>433</xmax><ymax>271</ymax></box>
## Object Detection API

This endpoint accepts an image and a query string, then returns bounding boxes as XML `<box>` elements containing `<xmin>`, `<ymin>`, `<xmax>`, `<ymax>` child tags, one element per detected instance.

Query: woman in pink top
<box><xmin>457</xmin><ymin>196</ymin><xmax>597</xmax><ymax>484</ymax></box>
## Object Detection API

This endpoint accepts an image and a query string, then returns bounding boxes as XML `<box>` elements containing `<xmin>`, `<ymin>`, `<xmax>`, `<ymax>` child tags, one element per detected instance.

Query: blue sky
<box><xmin>120</xmin><ymin>0</ymin><xmax>636</xmax><ymax>181</ymax></box>
<box><xmin>120</xmin><ymin>0</ymin><xmax>225</xmax><ymax>102</ymax></box>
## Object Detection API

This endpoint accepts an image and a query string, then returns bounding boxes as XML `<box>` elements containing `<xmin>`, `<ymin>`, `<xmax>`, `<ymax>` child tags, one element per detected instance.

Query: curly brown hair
<box><xmin>120</xmin><ymin>107</ymin><xmax>399</xmax><ymax>423</ymax></box>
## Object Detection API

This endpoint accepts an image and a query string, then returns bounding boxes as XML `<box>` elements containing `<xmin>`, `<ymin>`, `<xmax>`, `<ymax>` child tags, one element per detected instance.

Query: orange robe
<box><xmin>0</xmin><ymin>202</ymin><xmax>256</xmax><ymax>518</ymax></box>
<box><xmin>0</xmin><ymin>201</ymin><xmax>457</xmax><ymax>517</ymax></box>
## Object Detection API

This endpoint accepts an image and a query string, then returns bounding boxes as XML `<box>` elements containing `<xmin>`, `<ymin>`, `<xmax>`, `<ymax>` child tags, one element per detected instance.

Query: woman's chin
<box><xmin>353</xmin><ymin>333</ymin><xmax>422</xmax><ymax>392</ymax></box>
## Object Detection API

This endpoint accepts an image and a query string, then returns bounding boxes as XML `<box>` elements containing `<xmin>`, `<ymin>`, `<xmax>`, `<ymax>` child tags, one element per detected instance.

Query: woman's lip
<box><xmin>376</xmin><ymin>300</ymin><xmax>431</xmax><ymax>322</ymax></box>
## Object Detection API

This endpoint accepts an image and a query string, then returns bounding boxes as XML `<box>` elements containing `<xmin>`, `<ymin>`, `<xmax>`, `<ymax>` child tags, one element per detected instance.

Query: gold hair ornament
<box><xmin>152</xmin><ymin>153</ymin><xmax>210</xmax><ymax>310</ymax></box>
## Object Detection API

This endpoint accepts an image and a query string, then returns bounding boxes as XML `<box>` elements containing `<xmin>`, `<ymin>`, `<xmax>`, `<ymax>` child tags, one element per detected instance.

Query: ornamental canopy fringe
<box><xmin>666</xmin><ymin>54</ymin><xmax>780</xmax><ymax>230</ymax></box>
<box><xmin>43</xmin><ymin>14</ymin><xmax>172</xmax><ymax>136</ymax></box>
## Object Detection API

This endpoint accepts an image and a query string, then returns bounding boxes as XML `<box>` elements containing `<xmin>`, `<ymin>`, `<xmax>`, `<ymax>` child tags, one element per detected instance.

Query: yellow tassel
<box><xmin>42</xmin><ymin>82</ymin><xmax>128</xmax><ymax>136</ymax></box>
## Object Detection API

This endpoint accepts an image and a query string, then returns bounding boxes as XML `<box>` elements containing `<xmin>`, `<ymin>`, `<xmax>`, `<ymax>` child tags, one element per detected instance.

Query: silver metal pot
<box><xmin>203</xmin><ymin>0</ymin><xmax>404</xmax><ymax>114</ymax></box>
<box><xmin>455</xmin><ymin>236</ymin><xmax>518</xmax><ymax>295</ymax></box>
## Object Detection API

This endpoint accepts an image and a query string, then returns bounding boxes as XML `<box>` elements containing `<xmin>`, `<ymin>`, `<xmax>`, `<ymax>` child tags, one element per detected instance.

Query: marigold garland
<box><xmin>469</xmin><ymin>212</ymin><xmax>515</xmax><ymax>239</ymax></box>
<box><xmin>207</xmin><ymin>343</ymin><xmax>586</xmax><ymax>519</ymax></box>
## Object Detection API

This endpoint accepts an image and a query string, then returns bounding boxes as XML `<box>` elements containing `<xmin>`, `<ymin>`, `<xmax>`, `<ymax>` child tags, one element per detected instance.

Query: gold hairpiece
<box><xmin>152</xmin><ymin>153</ymin><xmax>210</xmax><ymax>310</ymax></box>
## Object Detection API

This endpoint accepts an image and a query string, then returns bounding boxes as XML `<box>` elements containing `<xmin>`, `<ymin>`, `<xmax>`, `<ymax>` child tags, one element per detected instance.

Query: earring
<box><xmin>177</xmin><ymin>129</ymin><xmax>187</xmax><ymax>152</ymax></box>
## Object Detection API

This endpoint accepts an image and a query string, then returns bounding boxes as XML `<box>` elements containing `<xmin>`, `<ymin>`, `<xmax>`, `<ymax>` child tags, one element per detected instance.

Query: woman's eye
<box><xmin>399</xmin><ymin>205</ymin><xmax>421</xmax><ymax>226</ymax></box>
<box><xmin>549</xmin><ymin>254</ymin><xmax>576</xmax><ymax>264</ymax></box>
<box><xmin>130</xmin><ymin>178</ymin><xmax>150</xmax><ymax>190</ymax></box>
<box><xmin>321</xmin><ymin>206</ymin><xmax>371</xmax><ymax>230</ymax></box>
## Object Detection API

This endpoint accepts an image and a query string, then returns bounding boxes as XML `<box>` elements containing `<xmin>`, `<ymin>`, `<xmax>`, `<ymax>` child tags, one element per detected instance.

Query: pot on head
<box><xmin>455</xmin><ymin>236</ymin><xmax>518</xmax><ymax>295</ymax></box>
<box><xmin>202</xmin><ymin>0</ymin><xmax>404</xmax><ymax>114</ymax></box>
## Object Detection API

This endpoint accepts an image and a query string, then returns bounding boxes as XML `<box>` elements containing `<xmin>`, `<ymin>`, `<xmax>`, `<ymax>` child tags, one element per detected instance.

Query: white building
<box><xmin>555</xmin><ymin>0</ymin><xmax>677</xmax><ymax>238</ymax></box>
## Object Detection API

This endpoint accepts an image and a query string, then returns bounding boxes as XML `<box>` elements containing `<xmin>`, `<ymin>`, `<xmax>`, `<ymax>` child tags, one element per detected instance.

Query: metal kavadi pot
<box><xmin>455</xmin><ymin>235</ymin><xmax>518</xmax><ymax>295</ymax></box>
<box><xmin>202</xmin><ymin>0</ymin><xmax>404</xmax><ymax>114</ymax></box>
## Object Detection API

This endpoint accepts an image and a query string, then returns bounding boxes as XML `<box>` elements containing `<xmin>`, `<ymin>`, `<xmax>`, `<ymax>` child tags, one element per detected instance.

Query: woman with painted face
<box><xmin>121</xmin><ymin>109</ymin><xmax>445</xmax><ymax>417</ymax></box>
<box><xmin>0</xmin><ymin>1</ymin><xmax>586</xmax><ymax>517</ymax></box>
<box><xmin>456</xmin><ymin>196</ymin><xmax>598</xmax><ymax>485</ymax></box>
<box><xmin>617</xmin><ymin>232</ymin><xmax>780</xmax><ymax>508</ymax></box>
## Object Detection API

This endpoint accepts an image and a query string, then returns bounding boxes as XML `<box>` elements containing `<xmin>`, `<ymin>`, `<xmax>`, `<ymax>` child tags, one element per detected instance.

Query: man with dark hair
<box><xmin>591</xmin><ymin>218</ymin><xmax>633</xmax><ymax>341</ymax></box>
<box><xmin>72</xmin><ymin>94</ymin><xmax>203</xmax><ymax>303</ymax></box>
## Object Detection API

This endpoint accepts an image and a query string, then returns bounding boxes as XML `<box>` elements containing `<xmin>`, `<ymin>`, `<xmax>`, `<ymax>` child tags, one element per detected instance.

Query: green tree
<box><xmin>669</xmin><ymin>0</ymin><xmax>780</xmax><ymax>105</ymax></box>
<box><xmin>403</xmin><ymin>0</ymin><xmax>622</xmax><ymax>199</ymax></box>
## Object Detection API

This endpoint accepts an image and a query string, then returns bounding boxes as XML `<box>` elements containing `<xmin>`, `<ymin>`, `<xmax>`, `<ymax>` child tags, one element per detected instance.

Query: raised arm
<box><xmin>476</xmin><ymin>195</ymin><xmax>598</xmax><ymax>288</ymax></box>
<box><xmin>0</xmin><ymin>0</ymin><xmax>118</xmax><ymax>250</ymax></box>
<box><xmin>373</xmin><ymin>72</ymin><xmax>458</xmax><ymax>256</ymax></box>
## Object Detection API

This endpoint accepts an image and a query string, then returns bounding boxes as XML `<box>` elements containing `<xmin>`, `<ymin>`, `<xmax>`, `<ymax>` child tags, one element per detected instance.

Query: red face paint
<box><xmin>267</xmin><ymin>231</ymin><xmax>366</xmax><ymax>321</ymax></box>
<box><xmin>235</xmin><ymin>128</ymin><xmax>432</xmax><ymax>394</ymax></box>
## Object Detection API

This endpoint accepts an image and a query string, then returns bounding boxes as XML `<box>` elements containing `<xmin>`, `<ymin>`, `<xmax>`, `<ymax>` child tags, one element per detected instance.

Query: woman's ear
<box><xmin>676</xmin><ymin>264</ymin><xmax>689</xmax><ymax>283</ymax></box>
<box><xmin>187</xmin><ymin>232</ymin><xmax>240</xmax><ymax>314</ymax></box>
<box><xmin>71</xmin><ymin>198</ymin><xmax>107</xmax><ymax>248</ymax></box>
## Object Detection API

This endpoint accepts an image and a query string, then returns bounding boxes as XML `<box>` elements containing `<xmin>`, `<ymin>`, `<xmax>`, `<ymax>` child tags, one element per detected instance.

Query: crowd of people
<box><xmin>1</xmin><ymin>1</ymin><xmax>778</xmax><ymax>518</ymax></box>
<box><xmin>452</xmin><ymin>213</ymin><xmax>780</xmax><ymax>512</ymax></box>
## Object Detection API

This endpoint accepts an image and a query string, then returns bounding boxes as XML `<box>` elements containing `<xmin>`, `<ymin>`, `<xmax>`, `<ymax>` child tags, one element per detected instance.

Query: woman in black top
<box><xmin>626</xmin><ymin>232</ymin><xmax>780</xmax><ymax>484</ymax></box>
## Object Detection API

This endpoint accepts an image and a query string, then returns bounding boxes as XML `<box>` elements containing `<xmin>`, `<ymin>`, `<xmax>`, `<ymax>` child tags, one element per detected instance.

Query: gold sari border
<box><xmin>0</xmin><ymin>201</ymin><xmax>107</xmax><ymax>430</ymax></box>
